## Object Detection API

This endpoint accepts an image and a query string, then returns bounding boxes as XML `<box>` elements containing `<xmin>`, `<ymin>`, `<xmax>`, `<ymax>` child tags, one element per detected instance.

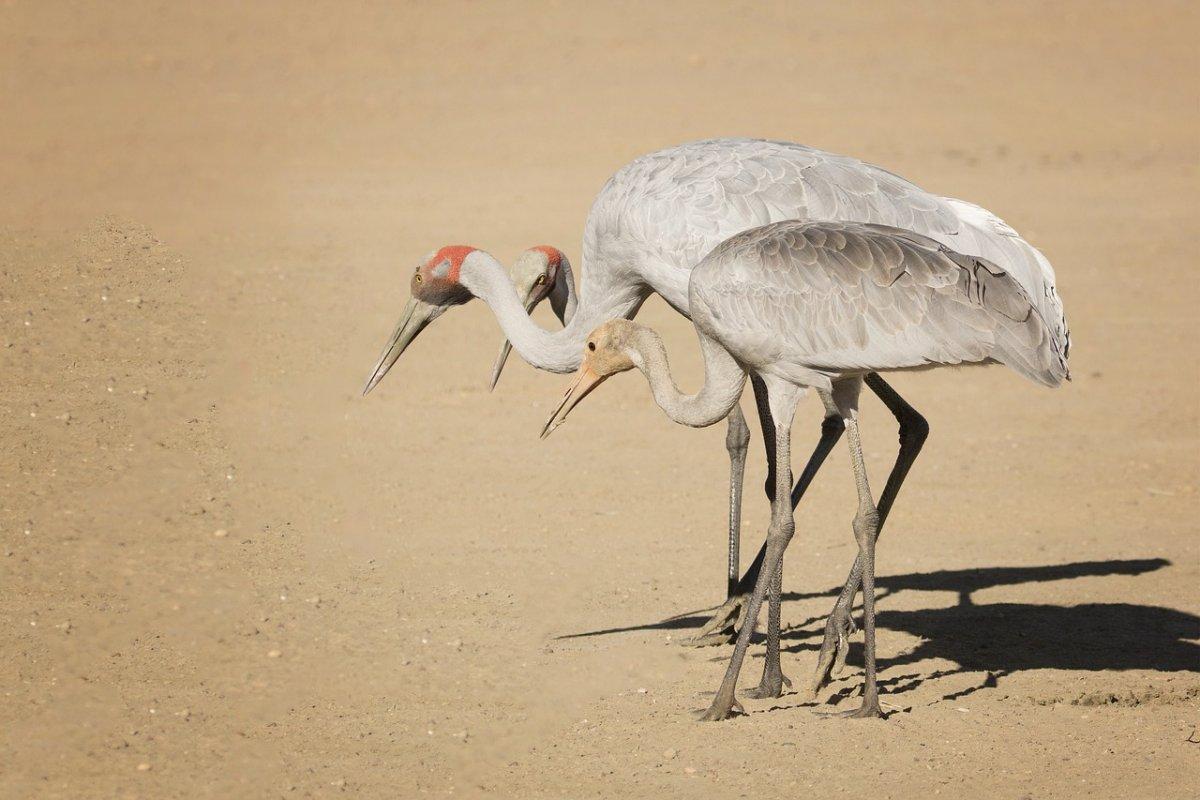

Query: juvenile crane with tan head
<box><xmin>544</xmin><ymin>220</ymin><xmax>1069</xmax><ymax>720</ymax></box>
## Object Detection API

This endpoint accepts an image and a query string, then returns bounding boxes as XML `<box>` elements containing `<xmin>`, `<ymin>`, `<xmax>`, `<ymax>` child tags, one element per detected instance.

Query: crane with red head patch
<box><xmin>413</xmin><ymin>245</ymin><xmax>476</xmax><ymax>300</ymax></box>
<box><xmin>489</xmin><ymin>246</ymin><xmax>577</xmax><ymax>390</ymax></box>
<box><xmin>363</xmin><ymin>244</ymin><xmax>579</xmax><ymax>396</ymax></box>
<box><xmin>362</xmin><ymin>245</ymin><xmax>480</xmax><ymax>396</ymax></box>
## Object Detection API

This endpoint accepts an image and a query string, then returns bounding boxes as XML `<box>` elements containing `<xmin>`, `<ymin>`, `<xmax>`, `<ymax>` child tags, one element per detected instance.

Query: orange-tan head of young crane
<box><xmin>540</xmin><ymin>319</ymin><xmax>642</xmax><ymax>438</ymax></box>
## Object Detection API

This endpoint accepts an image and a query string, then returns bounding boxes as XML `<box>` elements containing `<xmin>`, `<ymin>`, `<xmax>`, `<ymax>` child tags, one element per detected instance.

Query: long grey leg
<box><xmin>724</xmin><ymin>405</ymin><xmax>751</xmax><ymax>600</ymax></box>
<box><xmin>744</xmin><ymin>559</ymin><xmax>791</xmax><ymax>699</ymax></box>
<box><xmin>698</xmin><ymin>379</ymin><xmax>799</xmax><ymax>721</ymax></box>
<box><xmin>808</xmin><ymin>372</ymin><xmax>927</xmax><ymax>696</ymax></box>
<box><xmin>743</xmin><ymin>375</ymin><xmax>797</xmax><ymax>698</ymax></box>
<box><xmin>688</xmin><ymin>379</ymin><xmax>844</xmax><ymax>647</ymax></box>
<box><xmin>820</xmin><ymin>378</ymin><xmax>884</xmax><ymax>718</ymax></box>
<box><xmin>684</xmin><ymin>406</ymin><xmax>750</xmax><ymax>647</ymax></box>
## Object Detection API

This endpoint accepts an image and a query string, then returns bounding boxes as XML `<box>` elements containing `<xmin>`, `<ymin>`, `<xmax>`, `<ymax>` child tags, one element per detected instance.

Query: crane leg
<box><xmin>698</xmin><ymin>379</ymin><xmax>801</xmax><ymax>721</ymax></box>
<box><xmin>742</xmin><ymin>375</ymin><xmax>798</xmax><ymax>698</ymax></box>
<box><xmin>817</xmin><ymin>378</ymin><xmax>885</xmax><ymax>718</ymax></box>
<box><xmin>683</xmin><ymin>404</ymin><xmax>749</xmax><ymax>647</ymax></box>
<box><xmin>808</xmin><ymin>372</ymin><xmax>927</xmax><ymax>699</ymax></box>
<box><xmin>724</xmin><ymin>405</ymin><xmax>751</xmax><ymax>600</ymax></box>
<box><xmin>687</xmin><ymin>376</ymin><xmax>843</xmax><ymax>648</ymax></box>
<box><xmin>743</xmin><ymin>558</ymin><xmax>791</xmax><ymax>699</ymax></box>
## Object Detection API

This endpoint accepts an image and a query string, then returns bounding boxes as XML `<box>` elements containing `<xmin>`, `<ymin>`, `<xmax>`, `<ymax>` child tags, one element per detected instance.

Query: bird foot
<box><xmin>743</xmin><ymin>669</ymin><xmax>792</xmax><ymax>700</ymax></box>
<box><xmin>694</xmin><ymin>691</ymin><xmax>745</xmax><ymax>721</ymax></box>
<box><xmin>806</xmin><ymin>609</ymin><xmax>857</xmax><ymax>698</ymax></box>
<box><xmin>686</xmin><ymin>630</ymin><xmax>736</xmax><ymax>647</ymax></box>
<box><xmin>683</xmin><ymin>593</ymin><xmax>749</xmax><ymax>647</ymax></box>
<box><xmin>832</xmin><ymin>615</ymin><xmax>857</xmax><ymax>675</ymax></box>
<box><xmin>817</xmin><ymin>698</ymin><xmax>885</xmax><ymax>720</ymax></box>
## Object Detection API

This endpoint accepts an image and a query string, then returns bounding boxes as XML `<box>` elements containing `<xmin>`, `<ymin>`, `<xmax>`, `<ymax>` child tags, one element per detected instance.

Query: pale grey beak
<box><xmin>540</xmin><ymin>365</ymin><xmax>608</xmax><ymax>439</ymax></box>
<box><xmin>362</xmin><ymin>298</ymin><xmax>442</xmax><ymax>396</ymax></box>
<box><xmin>487</xmin><ymin>291</ymin><xmax>541</xmax><ymax>391</ymax></box>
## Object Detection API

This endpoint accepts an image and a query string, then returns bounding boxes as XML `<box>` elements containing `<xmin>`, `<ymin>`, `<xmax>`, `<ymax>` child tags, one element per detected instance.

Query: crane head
<box><xmin>362</xmin><ymin>245</ymin><xmax>478</xmax><ymax>396</ymax></box>
<box><xmin>540</xmin><ymin>319</ymin><xmax>641</xmax><ymax>438</ymax></box>
<box><xmin>489</xmin><ymin>246</ymin><xmax>568</xmax><ymax>391</ymax></box>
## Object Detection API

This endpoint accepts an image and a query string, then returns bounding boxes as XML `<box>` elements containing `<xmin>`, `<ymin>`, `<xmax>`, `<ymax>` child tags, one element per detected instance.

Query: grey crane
<box><xmin>362</xmin><ymin>138</ymin><xmax>1068</xmax><ymax>694</ymax></box>
<box><xmin>543</xmin><ymin>220</ymin><xmax>1070</xmax><ymax>719</ymax></box>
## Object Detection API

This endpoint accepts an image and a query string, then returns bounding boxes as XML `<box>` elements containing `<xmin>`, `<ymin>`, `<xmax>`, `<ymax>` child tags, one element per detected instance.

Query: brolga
<box><xmin>542</xmin><ymin>220</ymin><xmax>1071</xmax><ymax>720</ymax></box>
<box><xmin>361</xmin><ymin>138</ymin><xmax>1069</xmax><ymax>695</ymax></box>
<box><xmin>489</xmin><ymin>246</ymin><xmax>577</xmax><ymax>391</ymax></box>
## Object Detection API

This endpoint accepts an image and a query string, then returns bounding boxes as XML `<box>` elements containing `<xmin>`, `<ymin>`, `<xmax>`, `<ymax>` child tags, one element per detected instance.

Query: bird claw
<box><xmin>816</xmin><ymin>697</ymin><xmax>885</xmax><ymax>720</ymax></box>
<box><xmin>685</xmin><ymin>630</ymin><xmax>736</xmax><ymax>647</ymax></box>
<box><xmin>743</xmin><ymin>670</ymin><xmax>792</xmax><ymax>700</ymax></box>
<box><xmin>695</xmin><ymin>693</ymin><xmax>745</xmax><ymax>721</ymax></box>
<box><xmin>683</xmin><ymin>593</ymin><xmax>749</xmax><ymax>647</ymax></box>
<box><xmin>831</xmin><ymin>619</ymin><xmax>854</xmax><ymax>677</ymax></box>
<box><xmin>807</xmin><ymin>608</ymin><xmax>856</xmax><ymax>698</ymax></box>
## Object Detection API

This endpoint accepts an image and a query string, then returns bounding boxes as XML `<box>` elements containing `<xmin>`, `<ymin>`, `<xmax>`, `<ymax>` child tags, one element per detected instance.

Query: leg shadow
<box><xmin>556</xmin><ymin>558</ymin><xmax>1173</xmax><ymax>641</ymax></box>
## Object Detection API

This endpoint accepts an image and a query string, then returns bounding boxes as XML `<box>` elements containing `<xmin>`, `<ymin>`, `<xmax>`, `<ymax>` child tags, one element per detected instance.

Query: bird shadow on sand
<box><xmin>787</xmin><ymin>598</ymin><xmax>1199</xmax><ymax>705</ymax></box>
<box><xmin>556</xmin><ymin>558</ymin><xmax>1200</xmax><ymax>698</ymax></box>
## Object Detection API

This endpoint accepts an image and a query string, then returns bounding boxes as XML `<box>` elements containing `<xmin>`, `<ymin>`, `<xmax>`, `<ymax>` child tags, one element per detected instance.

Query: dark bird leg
<box><xmin>725</xmin><ymin>405</ymin><xmax>751</xmax><ymax>600</ymax></box>
<box><xmin>689</xmin><ymin>378</ymin><xmax>844</xmax><ymax>648</ymax></box>
<box><xmin>809</xmin><ymin>372</ymin><xmax>927</xmax><ymax>698</ymax></box>
<box><xmin>698</xmin><ymin>382</ymin><xmax>799</xmax><ymax>721</ymax></box>
<box><xmin>819</xmin><ymin>378</ymin><xmax>884</xmax><ymax>719</ymax></box>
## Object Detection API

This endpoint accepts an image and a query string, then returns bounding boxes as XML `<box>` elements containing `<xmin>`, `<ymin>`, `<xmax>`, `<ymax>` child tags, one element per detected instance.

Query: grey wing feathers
<box><xmin>693</xmin><ymin>221</ymin><xmax>1069</xmax><ymax>387</ymax></box>
<box><xmin>580</xmin><ymin>139</ymin><xmax>1069</xmax><ymax>372</ymax></box>
<box><xmin>939</xmin><ymin>197</ymin><xmax>1070</xmax><ymax>362</ymax></box>
<box><xmin>585</xmin><ymin>139</ymin><xmax>963</xmax><ymax>275</ymax></box>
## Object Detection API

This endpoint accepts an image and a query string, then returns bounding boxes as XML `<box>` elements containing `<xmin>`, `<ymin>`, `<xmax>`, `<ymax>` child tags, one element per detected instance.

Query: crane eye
<box><xmin>535</xmin><ymin>274</ymin><xmax>547</xmax><ymax>286</ymax></box>
<box><xmin>414</xmin><ymin>273</ymin><xmax>423</xmax><ymax>283</ymax></box>
<box><xmin>587</xmin><ymin>342</ymin><xmax>596</xmax><ymax>351</ymax></box>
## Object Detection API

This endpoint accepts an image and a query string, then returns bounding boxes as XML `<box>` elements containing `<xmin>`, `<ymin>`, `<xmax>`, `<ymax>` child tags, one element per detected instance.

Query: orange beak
<box><xmin>540</xmin><ymin>364</ymin><xmax>609</xmax><ymax>439</ymax></box>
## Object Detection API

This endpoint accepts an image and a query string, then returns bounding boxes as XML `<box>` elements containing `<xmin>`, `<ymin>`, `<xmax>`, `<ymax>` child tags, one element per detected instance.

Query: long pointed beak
<box><xmin>488</xmin><ymin>292</ymin><xmax>542</xmax><ymax>391</ymax></box>
<box><xmin>362</xmin><ymin>298</ymin><xmax>441</xmax><ymax>396</ymax></box>
<box><xmin>540</xmin><ymin>365</ymin><xmax>608</xmax><ymax>439</ymax></box>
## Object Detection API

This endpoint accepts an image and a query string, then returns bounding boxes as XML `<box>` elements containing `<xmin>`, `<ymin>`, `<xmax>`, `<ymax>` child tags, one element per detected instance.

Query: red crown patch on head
<box><xmin>530</xmin><ymin>245</ymin><xmax>563</xmax><ymax>270</ymax></box>
<box><xmin>428</xmin><ymin>245</ymin><xmax>477</xmax><ymax>282</ymax></box>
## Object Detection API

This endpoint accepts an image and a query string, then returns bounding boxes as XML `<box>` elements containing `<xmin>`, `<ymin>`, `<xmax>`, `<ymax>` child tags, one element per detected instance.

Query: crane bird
<box><xmin>489</xmin><ymin>246</ymin><xmax>577</xmax><ymax>391</ymax></box>
<box><xmin>542</xmin><ymin>220</ymin><xmax>1070</xmax><ymax>720</ymax></box>
<box><xmin>361</xmin><ymin>138</ymin><xmax>1069</xmax><ymax>693</ymax></box>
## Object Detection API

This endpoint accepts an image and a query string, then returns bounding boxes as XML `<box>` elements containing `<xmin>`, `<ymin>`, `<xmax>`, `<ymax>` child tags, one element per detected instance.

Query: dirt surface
<box><xmin>2</xmin><ymin>2</ymin><xmax>1198</xmax><ymax>798</ymax></box>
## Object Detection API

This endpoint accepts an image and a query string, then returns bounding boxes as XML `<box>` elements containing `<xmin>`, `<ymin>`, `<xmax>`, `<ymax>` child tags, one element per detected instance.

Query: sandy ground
<box><xmin>2</xmin><ymin>1</ymin><xmax>1198</xmax><ymax>797</ymax></box>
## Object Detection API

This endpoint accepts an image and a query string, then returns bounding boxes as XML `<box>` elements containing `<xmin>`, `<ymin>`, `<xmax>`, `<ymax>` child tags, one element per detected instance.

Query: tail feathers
<box><xmin>943</xmin><ymin>197</ymin><xmax>1070</xmax><ymax>384</ymax></box>
<box><xmin>945</xmin><ymin>248</ymin><xmax>1070</xmax><ymax>389</ymax></box>
<box><xmin>993</xmin><ymin>305</ymin><xmax>1070</xmax><ymax>388</ymax></box>
<box><xmin>998</xmin><ymin>342</ymin><xmax>1069</xmax><ymax>388</ymax></box>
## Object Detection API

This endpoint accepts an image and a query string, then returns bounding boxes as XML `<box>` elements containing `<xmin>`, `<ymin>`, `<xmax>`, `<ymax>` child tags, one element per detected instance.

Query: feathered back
<box><xmin>582</xmin><ymin>139</ymin><xmax>1069</xmax><ymax>360</ymax></box>
<box><xmin>689</xmin><ymin>221</ymin><xmax>1069</xmax><ymax>387</ymax></box>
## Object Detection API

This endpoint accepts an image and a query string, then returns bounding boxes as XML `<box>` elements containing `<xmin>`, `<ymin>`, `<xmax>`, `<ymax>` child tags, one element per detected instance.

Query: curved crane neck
<box><xmin>628</xmin><ymin>327</ymin><xmax>746</xmax><ymax>428</ymax></box>
<box><xmin>461</xmin><ymin>255</ymin><xmax>644</xmax><ymax>374</ymax></box>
